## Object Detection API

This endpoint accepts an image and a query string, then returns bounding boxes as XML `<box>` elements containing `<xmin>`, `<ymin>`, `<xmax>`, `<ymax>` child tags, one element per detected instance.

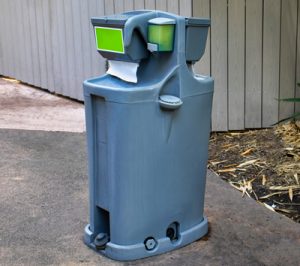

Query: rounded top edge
<box><xmin>148</xmin><ymin>17</ymin><xmax>176</xmax><ymax>25</ymax></box>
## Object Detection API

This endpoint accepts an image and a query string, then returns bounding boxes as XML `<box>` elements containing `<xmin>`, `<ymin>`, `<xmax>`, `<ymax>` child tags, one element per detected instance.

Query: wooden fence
<box><xmin>0</xmin><ymin>0</ymin><xmax>299</xmax><ymax>131</ymax></box>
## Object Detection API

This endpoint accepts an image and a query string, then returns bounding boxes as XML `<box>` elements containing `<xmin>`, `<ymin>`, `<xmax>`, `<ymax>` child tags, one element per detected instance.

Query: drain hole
<box><xmin>166</xmin><ymin>227</ymin><xmax>175</xmax><ymax>240</ymax></box>
<box><xmin>166</xmin><ymin>222</ymin><xmax>179</xmax><ymax>242</ymax></box>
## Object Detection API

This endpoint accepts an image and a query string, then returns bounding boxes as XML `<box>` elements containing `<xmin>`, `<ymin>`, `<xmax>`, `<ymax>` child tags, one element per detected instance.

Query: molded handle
<box><xmin>159</xmin><ymin>95</ymin><xmax>183</xmax><ymax>110</ymax></box>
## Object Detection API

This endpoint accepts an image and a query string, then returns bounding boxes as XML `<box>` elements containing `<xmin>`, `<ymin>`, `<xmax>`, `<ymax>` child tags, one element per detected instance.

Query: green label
<box><xmin>94</xmin><ymin>27</ymin><xmax>125</xmax><ymax>54</ymax></box>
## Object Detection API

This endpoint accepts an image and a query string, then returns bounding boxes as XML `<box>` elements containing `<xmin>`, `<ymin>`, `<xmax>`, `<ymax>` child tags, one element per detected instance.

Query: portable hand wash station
<box><xmin>83</xmin><ymin>10</ymin><xmax>213</xmax><ymax>261</ymax></box>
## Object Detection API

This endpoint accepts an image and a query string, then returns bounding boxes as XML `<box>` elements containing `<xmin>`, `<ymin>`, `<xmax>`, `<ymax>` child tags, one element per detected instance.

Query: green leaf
<box><xmin>273</xmin><ymin>112</ymin><xmax>300</xmax><ymax>125</ymax></box>
<box><xmin>278</xmin><ymin>98</ymin><xmax>300</xmax><ymax>102</ymax></box>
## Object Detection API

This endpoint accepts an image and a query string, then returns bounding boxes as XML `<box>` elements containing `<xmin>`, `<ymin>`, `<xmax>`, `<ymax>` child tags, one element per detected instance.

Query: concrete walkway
<box><xmin>0</xmin><ymin>78</ymin><xmax>85</xmax><ymax>132</ymax></box>
<box><xmin>0</xmin><ymin>78</ymin><xmax>299</xmax><ymax>266</ymax></box>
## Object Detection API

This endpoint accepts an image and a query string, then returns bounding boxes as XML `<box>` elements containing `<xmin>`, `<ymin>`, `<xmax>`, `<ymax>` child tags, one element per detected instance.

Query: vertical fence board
<box><xmin>70</xmin><ymin>0</ymin><xmax>85</xmax><ymax>100</ymax></box>
<box><xmin>124</xmin><ymin>0</ymin><xmax>134</xmax><ymax>11</ymax></box>
<box><xmin>57</xmin><ymin>0</ymin><xmax>74</xmax><ymax>95</ymax></box>
<box><xmin>211</xmin><ymin>0</ymin><xmax>228</xmax><ymax>131</ymax></box>
<box><xmin>0</xmin><ymin>0</ymin><xmax>3</xmax><ymax>75</ymax></box>
<box><xmin>156</xmin><ymin>0</ymin><xmax>167</xmax><ymax>11</ymax></box>
<box><xmin>279</xmin><ymin>0</ymin><xmax>297</xmax><ymax>121</ymax></box>
<box><xmin>179</xmin><ymin>0</ymin><xmax>192</xmax><ymax>16</ymax></box>
<box><xmin>87</xmin><ymin>0</ymin><xmax>97</xmax><ymax>79</ymax></box>
<box><xmin>134</xmin><ymin>0</ymin><xmax>145</xmax><ymax>10</ymax></box>
<box><xmin>6</xmin><ymin>0</ymin><xmax>11</xmax><ymax>77</ymax></box>
<box><xmin>42</xmin><ymin>0</ymin><xmax>55</xmax><ymax>92</ymax></box>
<box><xmin>115</xmin><ymin>0</ymin><xmax>125</xmax><ymax>13</ymax></box>
<box><xmin>36</xmin><ymin>0</ymin><xmax>48</xmax><ymax>89</ymax></box>
<box><xmin>6</xmin><ymin>0</ymin><xmax>13</xmax><ymax>77</ymax></box>
<box><xmin>12</xmin><ymin>1</ymin><xmax>18</xmax><ymax>80</ymax></box>
<box><xmin>193</xmin><ymin>0</ymin><xmax>210</xmax><ymax>76</ymax></box>
<box><xmin>105</xmin><ymin>0</ymin><xmax>115</xmax><ymax>15</ymax></box>
<box><xmin>9</xmin><ymin>0</ymin><xmax>16</xmax><ymax>79</ymax></box>
<box><xmin>0</xmin><ymin>0</ymin><xmax>5</xmax><ymax>76</ymax></box>
<box><xmin>0</xmin><ymin>0</ymin><xmax>5</xmax><ymax>74</ymax></box>
<box><xmin>1</xmin><ymin>1</ymin><xmax>9</xmax><ymax>77</ymax></box>
<box><xmin>21</xmin><ymin>0</ymin><xmax>34</xmax><ymax>84</ymax></box>
<box><xmin>13</xmin><ymin>0</ymin><xmax>23</xmax><ymax>81</ymax></box>
<box><xmin>228</xmin><ymin>0</ymin><xmax>245</xmax><ymax>130</ymax></box>
<box><xmin>56</xmin><ymin>0</ymin><xmax>67</xmax><ymax>95</ymax></box>
<box><xmin>6</xmin><ymin>0</ymin><xmax>15</xmax><ymax>78</ymax></box>
<box><xmin>49</xmin><ymin>0</ymin><xmax>65</xmax><ymax>93</ymax></box>
<box><xmin>167</xmin><ymin>0</ymin><xmax>179</xmax><ymax>14</ymax></box>
<box><xmin>262</xmin><ymin>0</ymin><xmax>281</xmax><ymax>126</ymax></box>
<box><xmin>296</xmin><ymin>0</ymin><xmax>300</xmax><ymax>113</ymax></box>
<box><xmin>80</xmin><ymin>0</ymin><xmax>93</xmax><ymax>81</ymax></box>
<box><xmin>145</xmin><ymin>0</ymin><xmax>156</xmax><ymax>9</ymax></box>
<box><xmin>89</xmin><ymin>0</ymin><xmax>105</xmax><ymax>78</ymax></box>
<box><xmin>29</xmin><ymin>0</ymin><xmax>41</xmax><ymax>87</ymax></box>
<box><xmin>245</xmin><ymin>0</ymin><xmax>262</xmax><ymax>128</ymax></box>
<box><xmin>62</xmin><ymin>0</ymin><xmax>76</xmax><ymax>97</ymax></box>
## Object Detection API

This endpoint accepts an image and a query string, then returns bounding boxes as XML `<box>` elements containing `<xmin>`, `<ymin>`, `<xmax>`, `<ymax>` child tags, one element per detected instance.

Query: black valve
<box><xmin>94</xmin><ymin>233</ymin><xmax>110</xmax><ymax>250</ymax></box>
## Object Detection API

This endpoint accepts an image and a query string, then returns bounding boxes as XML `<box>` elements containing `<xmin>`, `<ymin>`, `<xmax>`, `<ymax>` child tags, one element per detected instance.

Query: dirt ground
<box><xmin>208</xmin><ymin>121</ymin><xmax>300</xmax><ymax>223</ymax></box>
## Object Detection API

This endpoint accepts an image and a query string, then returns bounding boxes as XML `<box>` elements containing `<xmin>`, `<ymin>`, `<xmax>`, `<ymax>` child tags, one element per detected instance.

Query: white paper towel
<box><xmin>107</xmin><ymin>60</ymin><xmax>139</xmax><ymax>83</ymax></box>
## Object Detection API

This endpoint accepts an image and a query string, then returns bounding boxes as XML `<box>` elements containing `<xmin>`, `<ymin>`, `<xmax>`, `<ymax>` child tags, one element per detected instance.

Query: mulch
<box><xmin>208</xmin><ymin>121</ymin><xmax>300</xmax><ymax>223</ymax></box>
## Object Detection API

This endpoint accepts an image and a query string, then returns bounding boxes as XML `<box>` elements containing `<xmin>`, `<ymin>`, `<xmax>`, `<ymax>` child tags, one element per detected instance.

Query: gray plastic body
<box><xmin>84</xmin><ymin>10</ymin><xmax>213</xmax><ymax>261</ymax></box>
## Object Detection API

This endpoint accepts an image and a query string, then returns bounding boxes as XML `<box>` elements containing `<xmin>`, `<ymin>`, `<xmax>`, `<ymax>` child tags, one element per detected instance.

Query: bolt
<box><xmin>144</xmin><ymin>237</ymin><xmax>157</xmax><ymax>251</ymax></box>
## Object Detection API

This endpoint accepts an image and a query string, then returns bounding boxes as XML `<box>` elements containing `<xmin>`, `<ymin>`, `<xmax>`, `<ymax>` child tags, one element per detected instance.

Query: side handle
<box><xmin>159</xmin><ymin>95</ymin><xmax>183</xmax><ymax>110</ymax></box>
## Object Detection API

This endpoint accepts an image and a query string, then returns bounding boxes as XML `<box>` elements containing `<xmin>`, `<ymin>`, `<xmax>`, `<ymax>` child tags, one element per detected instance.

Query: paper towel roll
<box><xmin>107</xmin><ymin>60</ymin><xmax>139</xmax><ymax>83</ymax></box>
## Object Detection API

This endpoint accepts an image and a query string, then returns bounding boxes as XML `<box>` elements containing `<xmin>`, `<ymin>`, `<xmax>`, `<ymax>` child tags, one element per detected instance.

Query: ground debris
<box><xmin>208</xmin><ymin>121</ymin><xmax>300</xmax><ymax>223</ymax></box>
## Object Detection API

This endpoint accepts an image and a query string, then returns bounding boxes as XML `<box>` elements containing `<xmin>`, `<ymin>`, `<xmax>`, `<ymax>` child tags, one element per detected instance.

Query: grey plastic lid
<box><xmin>91</xmin><ymin>11</ymin><xmax>152</xmax><ymax>27</ymax></box>
<box><xmin>186</xmin><ymin>17</ymin><xmax>210</xmax><ymax>26</ymax></box>
<box><xmin>148</xmin><ymin>17</ymin><xmax>176</xmax><ymax>25</ymax></box>
<box><xmin>91</xmin><ymin>15</ymin><xmax>129</xmax><ymax>27</ymax></box>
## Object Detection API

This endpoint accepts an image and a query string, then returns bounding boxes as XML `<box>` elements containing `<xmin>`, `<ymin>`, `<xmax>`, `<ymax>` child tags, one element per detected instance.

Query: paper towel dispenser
<box><xmin>92</xmin><ymin>11</ymin><xmax>156</xmax><ymax>62</ymax></box>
